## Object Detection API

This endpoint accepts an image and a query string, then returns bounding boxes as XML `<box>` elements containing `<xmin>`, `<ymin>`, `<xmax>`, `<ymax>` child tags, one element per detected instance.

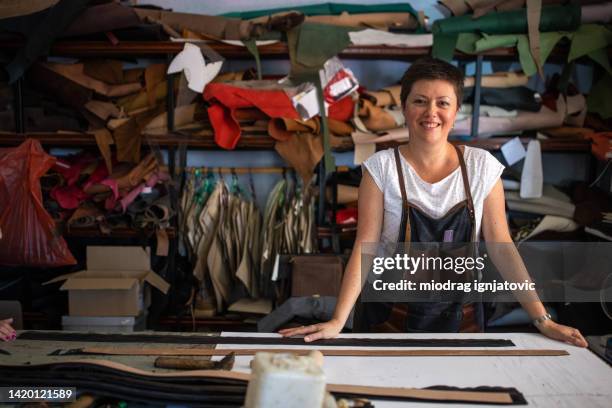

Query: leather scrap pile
<box><xmin>43</xmin><ymin>150</ymin><xmax>172</xmax><ymax>235</ymax></box>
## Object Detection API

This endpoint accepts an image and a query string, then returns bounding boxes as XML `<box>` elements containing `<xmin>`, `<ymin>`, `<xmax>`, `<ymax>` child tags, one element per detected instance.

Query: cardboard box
<box><xmin>45</xmin><ymin>246</ymin><xmax>169</xmax><ymax>316</ymax></box>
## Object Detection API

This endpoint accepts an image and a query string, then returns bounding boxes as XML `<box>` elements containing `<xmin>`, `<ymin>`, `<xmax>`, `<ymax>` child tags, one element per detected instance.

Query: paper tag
<box><xmin>501</xmin><ymin>137</ymin><xmax>527</xmax><ymax>166</ymax></box>
<box><xmin>323</xmin><ymin>68</ymin><xmax>358</xmax><ymax>103</ymax></box>
<box><xmin>520</xmin><ymin>140</ymin><xmax>543</xmax><ymax>198</ymax></box>
<box><xmin>329</xmin><ymin>77</ymin><xmax>354</xmax><ymax>97</ymax></box>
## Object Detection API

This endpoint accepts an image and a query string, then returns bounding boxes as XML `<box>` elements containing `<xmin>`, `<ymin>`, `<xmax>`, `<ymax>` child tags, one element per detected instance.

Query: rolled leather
<box><xmin>363</xmin><ymin>85</ymin><xmax>402</xmax><ymax>107</ymax></box>
<box><xmin>464</xmin><ymin>72</ymin><xmax>529</xmax><ymax>88</ymax></box>
<box><xmin>268</xmin><ymin>117</ymin><xmax>320</xmax><ymax>141</ymax></box>
<box><xmin>452</xmin><ymin>94</ymin><xmax>585</xmax><ymax>137</ymax></box>
<box><xmin>463</xmin><ymin>86</ymin><xmax>540</xmax><ymax>112</ymax></box>
<box><xmin>304</xmin><ymin>12</ymin><xmax>418</xmax><ymax>30</ymax></box>
<box><xmin>355</xmin><ymin>98</ymin><xmax>405</xmax><ymax>132</ymax></box>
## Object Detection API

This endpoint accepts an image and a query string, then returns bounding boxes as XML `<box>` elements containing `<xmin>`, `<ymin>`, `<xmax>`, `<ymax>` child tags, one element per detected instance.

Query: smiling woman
<box><xmin>279</xmin><ymin>57</ymin><xmax>587</xmax><ymax>348</ymax></box>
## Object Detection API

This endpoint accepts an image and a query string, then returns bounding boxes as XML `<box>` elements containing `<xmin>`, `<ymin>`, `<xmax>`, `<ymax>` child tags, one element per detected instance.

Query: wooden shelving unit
<box><xmin>382</xmin><ymin>137</ymin><xmax>592</xmax><ymax>153</ymax></box>
<box><xmin>1</xmin><ymin>39</ymin><xmax>599</xmax><ymax>61</ymax></box>
<box><xmin>0</xmin><ymin>38</ymin><xmax>596</xmax><ymax>154</ymax></box>
<box><xmin>61</xmin><ymin>225</ymin><xmax>176</xmax><ymax>239</ymax></box>
<box><xmin>1</xmin><ymin>131</ymin><xmax>591</xmax><ymax>153</ymax></box>
<box><xmin>0</xmin><ymin>131</ymin><xmax>277</xmax><ymax>150</ymax></box>
<box><xmin>0</xmin><ymin>37</ymin><xmax>597</xmax><ymax>246</ymax></box>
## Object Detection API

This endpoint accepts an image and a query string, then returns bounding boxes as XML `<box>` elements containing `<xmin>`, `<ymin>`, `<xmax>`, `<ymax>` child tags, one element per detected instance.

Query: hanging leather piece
<box><xmin>91</xmin><ymin>128</ymin><xmax>114</xmax><ymax>173</ymax></box>
<box><xmin>242</xmin><ymin>39</ymin><xmax>263</xmax><ymax>80</ymax></box>
<box><xmin>526</xmin><ymin>0</ymin><xmax>545</xmax><ymax>78</ymax></box>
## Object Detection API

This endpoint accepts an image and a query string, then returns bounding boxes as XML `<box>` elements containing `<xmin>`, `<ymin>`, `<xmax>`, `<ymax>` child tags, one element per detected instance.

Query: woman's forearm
<box><xmin>330</xmin><ymin>171</ymin><xmax>383</xmax><ymax>326</ymax></box>
<box><xmin>486</xmin><ymin>241</ymin><xmax>547</xmax><ymax>318</ymax></box>
<box><xmin>332</xmin><ymin>240</ymin><xmax>371</xmax><ymax>325</ymax></box>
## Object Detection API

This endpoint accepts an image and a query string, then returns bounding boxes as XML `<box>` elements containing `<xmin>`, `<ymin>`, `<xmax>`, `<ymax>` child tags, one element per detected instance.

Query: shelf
<box><xmin>60</xmin><ymin>224</ymin><xmax>176</xmax><ymax>239</ymax></box>
<box><xmin>459</xmin><ymin>137</ymin><xmax>592</xmax><ymax>152</ymax></box>
<box><xmin>381</xmin><ymin>137</ymin><xmax>592</xmax><ymax>153</ymax></box>
<box><xmin>0</xmin><ymin>132</ymin><xmax>100</xmax><ymax>146</ymax></box>
<box><xmin>1</xmin><ymin>132</ymin><xmax>592</xmax><ymax>153</ymax></box>
<box><xmin>0</xmin><ymin>131</ymin><xmax>276</xmax><ymax>150</ymax></box>
<box><xmin>0</xmin><ymin>39</ymin><xmax>595</xmax><ymax>61</ymax></box>
<box><xmin>145</xmin><ymin>132</ymin><xmax>275</xmax><ymax>149</ymax></box>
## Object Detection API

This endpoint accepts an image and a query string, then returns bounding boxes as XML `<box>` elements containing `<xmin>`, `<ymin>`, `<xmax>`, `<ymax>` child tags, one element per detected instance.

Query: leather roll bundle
<box><xmin>0</xmin><ymin>360</ymin><xmax>528</xmax><ymax>406</ymax></box>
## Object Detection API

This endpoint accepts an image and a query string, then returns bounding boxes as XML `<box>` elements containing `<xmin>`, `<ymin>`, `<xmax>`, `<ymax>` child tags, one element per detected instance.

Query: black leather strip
<box><xmin>19</xmin><ymin>331</ymin><xmax>515</xmax><ymax>347</ymax></box>
<box><xmin>333</xmin><ymin>385</ymin><xmax>527</xmax><ymax>405</ymax></box>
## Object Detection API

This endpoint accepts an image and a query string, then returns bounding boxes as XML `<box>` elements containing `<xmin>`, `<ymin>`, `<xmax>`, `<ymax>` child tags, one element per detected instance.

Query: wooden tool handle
<box><xmin>154</xmin><ymin>357</ymin><xmax>217</xmax><ymax>370</ymax></box>
<box><xmin>154</xmin><ymin>352</ymin><xmax>235</xmax><ymax>370</ymax></box>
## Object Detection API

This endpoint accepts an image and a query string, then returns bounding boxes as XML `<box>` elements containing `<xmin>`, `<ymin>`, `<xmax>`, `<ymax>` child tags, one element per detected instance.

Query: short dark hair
<box><xmin>400</xmin><ymin>57</ymin><xmax>464</xmax><ymax>109</ymax></box>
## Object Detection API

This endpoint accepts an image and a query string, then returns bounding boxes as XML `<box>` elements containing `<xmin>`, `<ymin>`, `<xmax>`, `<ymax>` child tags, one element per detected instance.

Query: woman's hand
<box><xmin>0</xmin><ymin>318</ymin><xmax>16</xmax><ymax>342</ymax></box>
<box><xmin>278</xmin><ymin>319</ymin><xmax>344</xmax><ymax>343</ymax></box>
<box><xmin>536</xmin><ymin>319</ymin><xmax>587</xmax><ymax>347</ymax></box>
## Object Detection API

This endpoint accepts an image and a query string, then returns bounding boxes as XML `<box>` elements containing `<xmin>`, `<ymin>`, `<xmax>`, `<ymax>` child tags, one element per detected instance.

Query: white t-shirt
<box><xmin>362</xmin><ymin>146</ymin><xmax>505</xmax><ymax>244</ymax></box>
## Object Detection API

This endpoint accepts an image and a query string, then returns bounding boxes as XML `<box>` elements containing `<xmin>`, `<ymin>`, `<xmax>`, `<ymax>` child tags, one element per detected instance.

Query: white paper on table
<box><xmin>501</xmin><ymin>136</ymin><xmax>527</xmax><ymax>166</ymax></box>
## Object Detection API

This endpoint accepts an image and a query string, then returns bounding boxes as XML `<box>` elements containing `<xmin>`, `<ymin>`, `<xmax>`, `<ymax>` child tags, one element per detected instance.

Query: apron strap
<box><xmin>393</xmin><ymin>147</ymin><xmax>411</xmax><ymax>243</ymax></box>
<box><xmin>453</xmin><ymin>144</ymin><xmax>477</xmax><ymax>242</ymax></box>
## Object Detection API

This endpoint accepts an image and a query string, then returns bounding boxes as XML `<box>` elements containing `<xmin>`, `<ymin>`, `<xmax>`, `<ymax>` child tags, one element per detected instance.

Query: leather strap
<box><xmin>452</xmin><ymin>144</ymin><xmax>477</xmax><ymax>242</ymax></box>
<box><xmin>329</xmin><ymin>384</ymin><xmax>513</xmax><ymax>404</ymax></box>
<box><xmin>19</xmin><ymin>331</ymin><xmax>514</xmax><ymax>347</ymax></box>
<box><xmin>527</xmin><ymin>0</ymin><xmax>544</xmax><ymax>78</ymax></box>
<box><xmin>393</xmin><ymin>147</ymin><xmax>411</xmax><ymax>243</ymax></box>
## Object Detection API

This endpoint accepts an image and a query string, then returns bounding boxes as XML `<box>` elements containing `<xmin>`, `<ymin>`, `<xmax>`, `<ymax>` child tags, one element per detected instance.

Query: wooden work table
<box><xmin>220</xmin><ymin>332</ymin><xmax>611</xmax><ymax>408</ymax></box>
<box><xmin>1</xmin><ymin>331</ymin><xmax>610</xmax><ymax>407</ymax></box>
